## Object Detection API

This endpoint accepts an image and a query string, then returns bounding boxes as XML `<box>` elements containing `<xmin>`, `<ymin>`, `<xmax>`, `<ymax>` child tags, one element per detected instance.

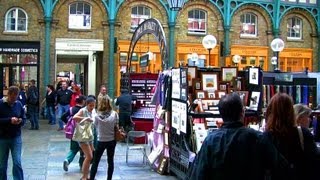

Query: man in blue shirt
<box><xmin>187</xmin><ymin>93</ymin><xmax>287</xmax><ymax>180</ymax></box>
<box><xmin>0</xmin><ymin>86</ymin><xmax>26</xmax><ymax>180</ymax></box>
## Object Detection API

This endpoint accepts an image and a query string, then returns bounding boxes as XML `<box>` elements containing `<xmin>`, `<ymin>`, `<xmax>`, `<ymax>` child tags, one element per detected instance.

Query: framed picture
<box><xmin>192</xmin><ymin>78</ymin><xmax>202</xmax><ymax>90</ymax></box>
<box><xmin>208</xmin><ymin>92</ymin><xmax>216</xmax><ymax>99</ymax></box>
<box><xmin>248</xmin><ymin>91</ymin><xmax>261</xmax><ymax>111</ymax></box>
<box><xmin>218</xmin><ymin>81</ymin><xmax>230</xmax><ymax>91</ymax></box>
<box><xmin>201</xmin><ymin>72</ymin><xmax>218</xmax><ymax>92</ymax></box>
<box><xmin>235</xmin><ymin>91</ymin><xmax>249</xmax><ymax>106</ymax></box>
<box><xmin>201</xmin><ymin>99</ymin><xmax>220</xmax><ymax>110</ymax></box>
<box><xmin>249</xmin><ymin>67</ymin><xmax>259</xmax><ymax>85</ymax></box>
<box><xmin>215</xmin><ymin>90</ymin><xmax>227</xmax><ymax>99</ymax></box>
<box><xmin>195</xmin><ymin>90</ymin><xmax>207</xmax><ymax>99</ymax></box>
<box><xmin>187</xmin><ymin>66</ymin><xmax>197</xmax><ymax>86</ymax></box>
<box><xmin>221</xmin><ymin>67</ymin><xmax>237</xmax><ymax>82</ymax></box>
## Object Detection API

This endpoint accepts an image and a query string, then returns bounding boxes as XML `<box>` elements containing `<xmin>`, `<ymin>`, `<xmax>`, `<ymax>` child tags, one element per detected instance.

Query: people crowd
<box><xmin>1</xmin><ymin>79</ymin><xmax>320</xmax><ymax>180</ymax></box>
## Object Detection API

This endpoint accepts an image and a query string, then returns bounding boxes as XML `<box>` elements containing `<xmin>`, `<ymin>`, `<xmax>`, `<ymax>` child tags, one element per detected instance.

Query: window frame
<box><xmin>287</xmin><ymin>16</ymin><xmax>302</xmax><ymax>40</ymax></box>
<box><xmin>130</xmin><ymin>5</ymin><xmax>151</xmax><ymax>32</ymax></box>
<box><xmin>240</xmin><ymin>12</ymin><xmax>257</xmax><ymax>37</ymax></box>
<box><xmin>4</xmin><ymin>7</ymin><xmax>28</xmax><ymax>32</ymax></box>
<box><xmin>187</xmin><ymin>9</ymin><xmax>207</xmax><ymax>35</ymax></box>
<box><xmin>68</xmin><ymin>2</ymin><xmax>92</xmax><ymax>30</ymax></box>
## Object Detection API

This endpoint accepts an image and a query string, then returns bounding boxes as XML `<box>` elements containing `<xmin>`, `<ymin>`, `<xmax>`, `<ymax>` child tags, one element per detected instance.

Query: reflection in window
<box><xmin>69</xmin><ymin>2</ymin><xmax>91</xmax><ymax>29</ymax></box>
<box><xmin>240</xmin><ymin>13</ymin><xmax>257</xmax><ymax>37</ymax></box>
<box><xmin>188</xmin><ymin>9</ymin><xmax>206</xmax><ymax>34</ymax></box>
<box><xmin>5</xmin><ymin>8</ymin><xmax>28</xmax><ymax>32</ymax></box>
<box><xmin>0</xmin><ymin>54</ymin><xmax>37</xmax><ymax>64</ymax></box>
<box><xmin>130</xmin><ymin>6</ymin><xmax>151</xmax><ymax>32</ymax></box>
<box><xmin>287</xmin><ymin>17</ymin><xmax>302</xmax><ymax>39</ymax></box>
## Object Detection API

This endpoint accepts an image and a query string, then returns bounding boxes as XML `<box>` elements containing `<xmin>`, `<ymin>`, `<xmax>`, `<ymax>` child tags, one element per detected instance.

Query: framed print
<box><xmin>235</xmin><ymin>91</ymin><xmax>249</xmax><ymax>106</ymax></box>
<box><xmin>195</xmin><ymin>90</ymin><xmax>207</xmax><ymax>99</ymax></box>
<box><xmin>192</xmin><ymin>78</ymin><xmax>202</xmax><ymax>90</ymax></box>
<box><xmin>208</xmin><ymin>92</ymin><xmax>215</xmax><ymax>99</ymax></box>
<box><xmin>201</xmin><ymin>72</ymin><xmax>218</xmax><ymax>92</ymax></box>
<box><xmin>119</xmin><ymin>52</ymin><xmax>127</xmax><ymax>66</ymax></box>
<box><xmin>249</xmin><ymin>67</ymin><xmax>259</xmax><ymax>85</ymax></box>
<box><xmin>248</xmin><ymin>91</ymin><xmax>261</xmax><ymax>111</ymax></box>
<box><xmin>218</xmin><ymin>81</ymin><xmax>229</xmax><ymax>91</ymax></box>
<box><xmin>187</xmin><ymin>66</ymin><xmax>197</xmax><ymax>86</ymax></box>
<box><xmin>215</xmin><ymin>90</ymin><xmax>227</xmax><ymax>99</ymax></box>
<box><xmin>171</xmin><ymin>69</ymin><xmax>181</xmax><ymax>99</ymax></box>
<box><xmin>201</xmin><ymin>99</ymin><xmax>220</xmax><ymax>110</ymax></box>
<box><xmin>221</xmin><ymin>67</ymin><xmax>237</xmax><ymax>82</ymax></box>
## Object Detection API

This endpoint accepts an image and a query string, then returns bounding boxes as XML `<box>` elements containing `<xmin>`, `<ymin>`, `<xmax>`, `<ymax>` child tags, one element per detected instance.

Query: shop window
<box><xmin>240</xmin><ymin>13</ymin><xmax>257</xmax><ymax>37</ymax></box>
<box><xmin>69</xmin><ymin>2</ymin><xmax>91</xmax><ymax>29</ymax></box>
<box><xmin>5</xmin><ymin>8</ymin><xmax>28</xmax><ymax>32</ymax></box>
<box><xmin>130</xmin><ymin>6</ymin><xmax>151</xmax><ymax>32</ymax></box>
<box><xmin>287</xmin><ymin>17</ymin><xmax>302</xmax><ymax>39</ymax></box>
<box><xmin>188</xmin><ymin>9</ymin><xmax>206</xmax><ymax>34</ymax></box>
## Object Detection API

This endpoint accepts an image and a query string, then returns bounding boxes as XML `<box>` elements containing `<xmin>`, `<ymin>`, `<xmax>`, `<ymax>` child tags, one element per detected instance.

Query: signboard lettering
<box><xmin>0</xmin><ymin>47</ymin><xmax>38</xmax><ymax>53</ymax></box>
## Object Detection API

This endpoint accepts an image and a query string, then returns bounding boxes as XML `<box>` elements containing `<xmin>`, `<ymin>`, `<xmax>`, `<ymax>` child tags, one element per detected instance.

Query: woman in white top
<box><xmin>73</xmin><ymin>97</ymin><xmax>96</xmax><ymax>180</ymax></box>
<box><xmin>90</xmin><ymin>96</ymin><xmax>119</xmax><ymax>180</ymax></box>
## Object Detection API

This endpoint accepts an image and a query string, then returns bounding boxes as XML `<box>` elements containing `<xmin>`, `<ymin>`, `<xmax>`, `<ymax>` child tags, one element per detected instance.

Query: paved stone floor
<box><xmin>6</xmin><ymin>120</ymin><xmax>177</xmax><ymax>180</ymax></box>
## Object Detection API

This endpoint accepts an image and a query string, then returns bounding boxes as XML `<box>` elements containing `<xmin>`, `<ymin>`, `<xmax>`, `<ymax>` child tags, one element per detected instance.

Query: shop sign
<box><xmin>0</xmin><ymin>47</ymin><xmax>38</xmax><ymax>53</ymax></box>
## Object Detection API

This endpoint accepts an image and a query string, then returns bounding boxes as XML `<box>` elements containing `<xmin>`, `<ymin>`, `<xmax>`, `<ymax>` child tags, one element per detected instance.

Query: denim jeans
<box><xmin>28</xmin><ymin>105</ymin><xmax>39</xmax><ymax>129</ymax></box>
<box><xmin>90</xmin><ymin>140</ymin><xmax>116</xmax><ymax>180</ymax></box>
<box><xmin>0</xmin><ymin>136</ymin><xmax>24</xmax><ymax>180</ymax></box>
<box><xmin>57</xmin><ymin>104</ymin><xmax>70</xmax><ymax>129</ymax></box>
<box><xmin>46</xmin><ymin>105</ymin><xmax>56</xmax><ymax>124</ymax></box>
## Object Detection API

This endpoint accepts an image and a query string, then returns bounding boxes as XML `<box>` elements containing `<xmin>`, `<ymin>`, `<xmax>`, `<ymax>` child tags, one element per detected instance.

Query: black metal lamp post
<box><xmin>167</xmin><ymin>0</ymin><xmax>186</xmax><ymax>11</ymax></box>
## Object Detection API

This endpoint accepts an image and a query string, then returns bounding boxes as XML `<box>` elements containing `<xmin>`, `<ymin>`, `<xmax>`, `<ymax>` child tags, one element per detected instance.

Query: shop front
<box><xmin>0</xmin><ymin>41</ymin><xmax>40</xmax><ymax>98</ymax></box>
<box><xmin>279</xmin><ymin>48</ymin><xmax>313</xmax><ymax>72</ymax></box>
<box><xmin>230</xmin><ymin>45</ymin><xmax>269</xmax><ymax>71</ymax></box>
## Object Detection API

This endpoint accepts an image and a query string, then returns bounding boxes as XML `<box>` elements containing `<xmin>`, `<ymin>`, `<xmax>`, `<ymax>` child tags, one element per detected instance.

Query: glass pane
<box><xmin>132</xmin><ymin>7</ymin><xmax>137</xmax><ymax>15</ymax></box>
<box><xmin>138</xmin><ymin>6</ymin><xmax>143</xmax><ymax>15</ymax></box>
<box><xmin>77</xmin><ymin>3</ymin><xmax>84</xmax><ymax>14</ymax></box>
<box><xmin>188</xmin><ymin>11</ymin><xmax>193</xmax><ymax>18</ymax></box>
<box><xmin>70</xmin><ymin>4</ymin><xmax>76</xmax><ymax>14</ymax></box>
<box><xmin>200</xmin><ymin>11</ymin><xmax>205</xmax><ymax>19</ymax></box>
<box><xmin>145</xmin><ymin>8</ymin><xmax>150</xmax><ymax>16</ymax></box>
<box><xmin>195</xmin><ymin>10</ymin><xmax>200</xmax><ymax>19</ymax></box>
<box><xmin>20</xmin><ymin>54</ymin><xmax>38</xmax><ymax>64</ymax></box>
<box><xmin>84</xmin><ymin>4</ymin><xmax>90</xmax><ymax>15</ymax></box>
<box><xmin>18</xmin><ymin>9</ymin><xmax>25</xmax><ymax>19</ymax></box>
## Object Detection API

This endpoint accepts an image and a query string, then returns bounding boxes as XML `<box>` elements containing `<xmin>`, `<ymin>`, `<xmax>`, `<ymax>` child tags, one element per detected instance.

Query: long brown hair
<box><xmin>97</xmin><ymin>96</ymin><xmax>113</xmax><ymax>112</ymax></box>
<box><xmin>265</xmin><ymin>93</ymin><xmax>296</xmax><ymax>136</ymax></box>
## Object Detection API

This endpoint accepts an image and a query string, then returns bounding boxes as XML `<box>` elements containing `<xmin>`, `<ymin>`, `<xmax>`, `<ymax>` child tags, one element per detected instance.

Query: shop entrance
<box><xmin>56</xmin><ymin>55</ymin><xmax>87</xmax><ymax>95</ymax></box>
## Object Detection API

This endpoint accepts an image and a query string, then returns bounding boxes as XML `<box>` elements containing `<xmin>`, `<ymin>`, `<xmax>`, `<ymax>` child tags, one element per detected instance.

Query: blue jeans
<box><xmin>28</xmin><ymin>105</ymin><xmax>39</xmax><ymax>129</ymax></box>
<box><xmin>0</xmin><ymin>136</ymin><xmax>24</xmax><ymax>180</ymax></box>
<box><xmin>58</xmin><ymin>104</ymin><xmax>70</xmax><ymax>129</ymax></box>
<box><xmin>46</xmin><ymin>105</ymin><xmax>56</xmax><ymax>124</ymax></box>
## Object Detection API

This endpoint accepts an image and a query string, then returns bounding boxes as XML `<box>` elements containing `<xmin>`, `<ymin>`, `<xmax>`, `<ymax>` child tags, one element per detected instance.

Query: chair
<box><xmin>125</xmin><ymin>130</ymin><xmax>148</xmax><ymax>166</ymax></box>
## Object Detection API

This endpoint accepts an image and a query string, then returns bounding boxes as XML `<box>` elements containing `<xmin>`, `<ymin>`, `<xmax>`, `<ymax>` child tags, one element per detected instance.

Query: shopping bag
<box><xmin>72</xmin><ymin>121</ymin><xmax>93</xmax><ymax>142</ymax></box>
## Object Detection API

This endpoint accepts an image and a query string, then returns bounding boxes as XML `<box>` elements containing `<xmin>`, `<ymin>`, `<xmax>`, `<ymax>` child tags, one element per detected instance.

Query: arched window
<box><xmin>5</xmin><ymin>7</ymin><xmax>28</xmax><ymax>32</ymax></box>
<box><xmin>188</xmin><ymin>9</ymin><xmax>206</xmax><ymax>34</ymax></box>
<box><xmin>69</xmin><ymin>2</ymin><xmax>91</xmax><ymax>29</ymax></box>
<box><xmin>130</xmin><ymin>6</ymin><xmax>151</xmax><ymax>32</ymax></box>
<box><xmin>287</xmin><ymin>17</ymin><xmax>302</xmax><ymax>39</ymax></box>
<box><xmin>240</xmin><ymin>13</ymin><xmax>257</xmax><ymax>37</ymax></box>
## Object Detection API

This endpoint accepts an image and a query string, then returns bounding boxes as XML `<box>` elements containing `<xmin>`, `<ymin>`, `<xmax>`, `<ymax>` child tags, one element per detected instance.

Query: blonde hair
<box><xmin>294</xmin><ymin>104</ymin><xmax>312</xmax><ymax>122</ymax></box>
<box><xmin>97</xmin><ymin>96</ymin><xmax>113</xmax><ymax>112</ymax></box>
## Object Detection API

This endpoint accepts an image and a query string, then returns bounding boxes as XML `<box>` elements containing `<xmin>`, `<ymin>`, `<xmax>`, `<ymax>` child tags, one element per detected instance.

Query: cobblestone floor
<box><xmin>6</xmin><ymin>120</ymin><xmax>177</xmax><ymax>180</ymax></box>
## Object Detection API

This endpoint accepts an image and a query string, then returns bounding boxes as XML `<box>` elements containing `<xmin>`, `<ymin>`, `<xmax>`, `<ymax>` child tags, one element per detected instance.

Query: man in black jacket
<box><xmin>56</xmin><ymin>81</ymin><xmax>73</xmax><ymax>131</ymax></box>
<box><xmin>115</xmin><ymin>88</ymin><xmax>136</xmax><ymax>132</ymax></box>
<box><xmin>26</xmin><ymin>79</ymin><xmax>39</xmax><ymax>130</ymax></box>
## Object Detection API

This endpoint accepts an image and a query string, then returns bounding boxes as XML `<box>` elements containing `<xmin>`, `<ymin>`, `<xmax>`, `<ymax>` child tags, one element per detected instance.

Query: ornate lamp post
<box><xmin>202</xmin><ymin>35</ymin><xmax>217</xmax><ymax>67</ymax></box>
<box><xmin>270</xmin><ymin>38</ymin><xmax>285</xmax><ymax>72</ymax></box>
<box><xmin>167</xmin><ymin>0</ymin><xmax>186</xmax><ymax>11</ymax></box>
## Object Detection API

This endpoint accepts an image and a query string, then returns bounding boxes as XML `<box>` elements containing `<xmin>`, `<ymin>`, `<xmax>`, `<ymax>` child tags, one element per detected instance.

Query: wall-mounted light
<box><xmin>167</xmin><ymin>0</ymin><xmax>185</xmax><ymax>11</ymax></box>
<box><xmin>232</xmin><ymin>55</ymin><xmax>241</xmax><ymax>66</ymax></box>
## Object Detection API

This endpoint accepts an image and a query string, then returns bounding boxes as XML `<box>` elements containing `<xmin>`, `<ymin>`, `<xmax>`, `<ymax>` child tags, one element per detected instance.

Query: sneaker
<box><xmin>63</xmin><ymin>160</ymin><xmax>69</xmax><ymax>171</ymax></box>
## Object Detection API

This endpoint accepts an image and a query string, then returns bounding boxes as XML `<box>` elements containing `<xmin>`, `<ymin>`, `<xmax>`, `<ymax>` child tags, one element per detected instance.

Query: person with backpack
<box><xmin>61</xmin><ymin>95</ymin><xmax>86</xmax><ymax>171</ymax></box>
<box><xmin>56</xmin><ymin>81</ymin><xmax>73</xmax><ymax>131</ymax></box>
<box><xmin>26</xmin><ymin>79</ymin><xmax>39</xmax><ymax>130</ymax></box>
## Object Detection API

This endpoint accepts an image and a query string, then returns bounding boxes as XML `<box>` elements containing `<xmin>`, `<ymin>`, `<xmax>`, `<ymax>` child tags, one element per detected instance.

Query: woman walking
<box><xmin>45</xmin><ymin>85</ymin><xmax>56</xmax><ymax>125</ymax></box>
<box><xmin>264</xmin><ymin>93</ymin><xmax>320</xmax><ymax>180</ymax></box>
<box><xmin>72</xmin><ymin>97</ymin><xmax>96</xmax><ymax>180</ymax></box>
<box><xmin>90</xmin><ymin>96</ymin><xmax>119</xmax><ymax>180</ymax></box>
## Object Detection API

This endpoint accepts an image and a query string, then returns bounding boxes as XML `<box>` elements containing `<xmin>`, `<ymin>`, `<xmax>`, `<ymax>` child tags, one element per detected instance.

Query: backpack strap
<box><xmin>297</xmin><ymin>126</ymin><xmax>304</xmax><ymax>151</ymax></box>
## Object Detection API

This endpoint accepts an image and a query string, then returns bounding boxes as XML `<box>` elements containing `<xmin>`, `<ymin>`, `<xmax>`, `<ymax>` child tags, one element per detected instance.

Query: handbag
<box><xmin>114</xmin><ymin>126</ymin><xmax>126</xmax><ymax>141</ymax></box>
<box><xmin>72</xmin><ymin>121</ymin><xmax>94</xmax><ymax>142</ymax></box>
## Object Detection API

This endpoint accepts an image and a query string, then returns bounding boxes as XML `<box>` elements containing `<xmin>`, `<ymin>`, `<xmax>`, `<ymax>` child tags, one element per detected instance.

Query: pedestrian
<box><xmin>90</xmin><ymin>96</ymin><xmax>119</xmax><ymax>180</ymax></box>
<box><xmin>97</xmin><ymin>85</ymin><xmax>110</xmax><ymax>105</ymax></box>
<box><xmin>0</xmin><ymin>86</ymin><xmax>26</xmax><ymax>180</ymax></box>
<box><xmin>187</xmin><ymin>93</ymin><xmax>286</xmax><ymax>180</ymax></box>
<box><xmin>18</xmin><ymin>84</ymin><xmax>27</xmax><ymax>108</ymax></box>
<box><xmin>72</xmin><ymin>97</ymin><xmax>96</xmax><ymax>180</ymax></box>
<box><xmin>264</xmin><ymin>93</ymin><xmax>320</xmax><ymax>180</ymax></box>
<box><xmin>70</xmin><ymin>85</ymin><xmax>82</xmax><ymax>107</ymax></box>
<box><xmin>62</xmin><ymin>95</ymin><xmax>86</xmax><ymax>172</ymax></box>
<box><xmin>26</xmin><ymin>79</ymin><xmax>39</xmax><ymax>130</ymax></box>
<box><xmin>115</xmin><ymin>88</ymin><xmax>136</xmax><ymax>132</ymax></box>
<box><xmin>44</xmin><ymin>85</ymin><xmax>57</xmax><ymax>125</ymax></box>
<box><xmin>56</xmin><ymin>81</ymin><xmax>73</xmax><ymax>131</ymax></box>
<box><xmin>293</xmin><ymin>103</ymin><xmax>312</xmax><ymax>129</ymax></box>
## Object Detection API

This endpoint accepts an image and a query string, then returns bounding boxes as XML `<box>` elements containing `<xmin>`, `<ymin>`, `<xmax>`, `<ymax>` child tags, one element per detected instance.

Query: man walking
<box><xmin>115</xmin><ymin>88</ymin><xmax>136</xmax><ymax>132</ymax></box>
<box><xmin>0</xmin><ymin>86</ymin><xmax>26</xmax><ymax>180</ymax></box>
<box><xmin>56</xmin><ymin>81</ymin><xmax>73</xmax><ymax>131</ymax></box>
<box><xmin>26</xmin><ymin>79</ymin><xmax>39</xmax><ymax>130</ymax></box>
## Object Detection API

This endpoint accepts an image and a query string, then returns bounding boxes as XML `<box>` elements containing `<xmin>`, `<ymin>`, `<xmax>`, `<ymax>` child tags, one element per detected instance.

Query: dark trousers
<box><xmin>28</xmin><ymin>105</ymin><xmax>39</xmax><ymax>129</ymax></box>
<box><xmin>119</xmin><ymin>112</ymin><xmax>132</xmax><ymax>132</ymax></box>
<box><xmin>90</xmin><ymin>140</ymin><xmax>116</xmax><ymax>180</ymax></box>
